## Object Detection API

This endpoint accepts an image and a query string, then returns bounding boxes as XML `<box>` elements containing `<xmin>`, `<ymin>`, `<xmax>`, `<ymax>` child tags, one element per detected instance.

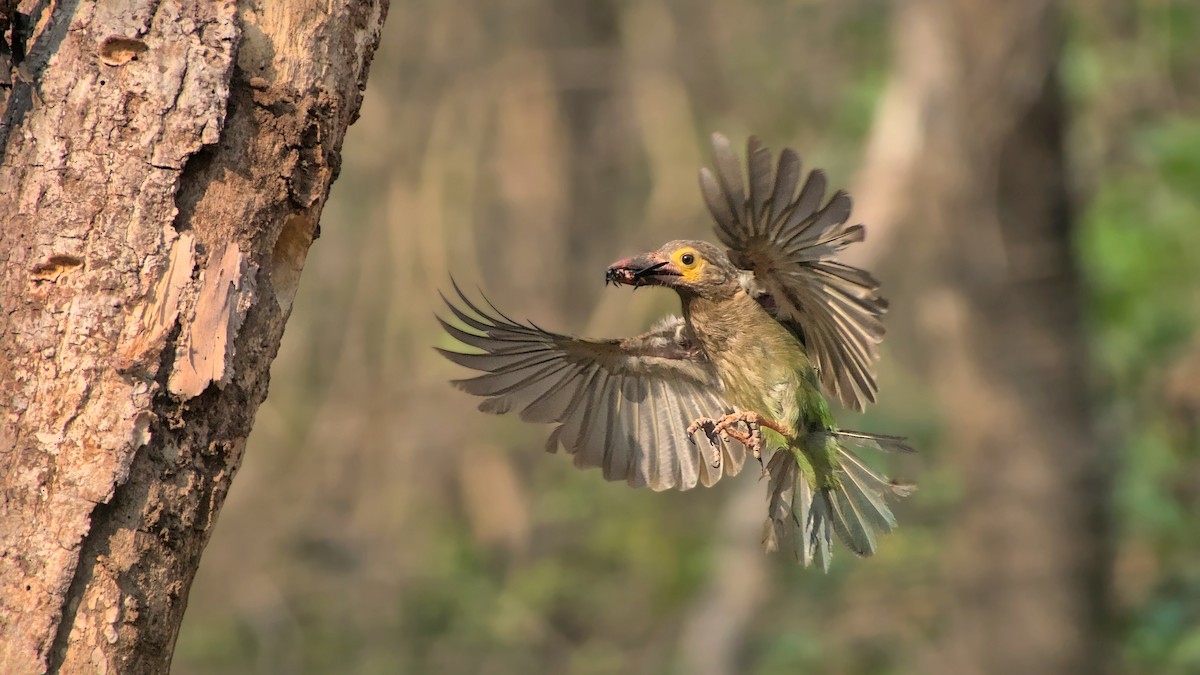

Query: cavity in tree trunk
<box><xmin>0</xmin><ymin>1</ymin><xmax>387</xmax><ymax>672</ymax></box>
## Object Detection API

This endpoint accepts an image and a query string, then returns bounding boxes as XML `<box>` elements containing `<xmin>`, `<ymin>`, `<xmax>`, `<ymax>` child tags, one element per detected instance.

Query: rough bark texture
<box><xmin>0</xmin><ymin>1</ymin><xmax>387</xmax><ymax>673</ymax></box>
<box><xmin>883</xmin><ymin>2</ymin><xmax>1110</xmax><ymax>674</ymax></box>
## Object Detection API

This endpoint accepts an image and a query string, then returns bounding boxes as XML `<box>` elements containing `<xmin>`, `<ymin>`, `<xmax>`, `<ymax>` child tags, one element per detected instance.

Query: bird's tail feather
<box><xmin>763</xmin><ymin>430</ymin><xmax>914</xmax><ymax>571</ymax></box>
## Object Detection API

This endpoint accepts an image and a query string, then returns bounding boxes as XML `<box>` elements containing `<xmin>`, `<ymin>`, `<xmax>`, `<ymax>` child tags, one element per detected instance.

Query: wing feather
<box><xmin>521</xmin><ymin>361</ymin><xmax>588</xmax><ymax>422</ymax></box>
<box><xmin>576</xmin><ymin>371</ymin><xmax>612</xmax><ymax>468</ymax></box>
<box><xmin>768</xmin><ymin>149</ymin><xmax>801</xmax><ymax>230</ymax></box>
<box><xmin>711</xmin><ymin>133</ymin><xmax>747</xmax><ymax>223</ymax></box>
<box><xmin>746</xmin><ymin>136</ymin><xmax>773</xmax><ymax>234</ymax></box>
<box><xmin>551</xmin><ymin>365</ymin><xmax>599</xmax><ymax>452</ymax></box>
<box><xmin>791</xmin><ymin>170</ymin><xmax>827</xmax><ymax>232</ymax></box>
<box><xmin>645</xmin><ymin>378</ymin><xmax>670</xmax><ymax>488</ymax></box>
<box><xmin>657</xmin><ymin>377</ymin><xmax>699</xmax><ymax>490</ymax></box>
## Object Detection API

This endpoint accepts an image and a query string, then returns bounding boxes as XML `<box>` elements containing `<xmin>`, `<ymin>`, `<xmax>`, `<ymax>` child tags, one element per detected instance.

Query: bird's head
<box><xmin>605</xmin><ymin>240</ymin><xmax>737</xmax><ymax>296</ymax></box>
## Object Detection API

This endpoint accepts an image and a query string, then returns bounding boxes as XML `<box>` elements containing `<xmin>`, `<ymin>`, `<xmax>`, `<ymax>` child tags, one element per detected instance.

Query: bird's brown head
<box><xmin>606</xmin><ymin>240</ymin><xmax>737</xmax><ymax>296</ymax></box>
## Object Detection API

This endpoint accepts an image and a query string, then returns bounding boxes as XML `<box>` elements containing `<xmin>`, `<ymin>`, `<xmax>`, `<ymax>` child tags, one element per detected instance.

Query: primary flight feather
<box><xmin>439</xmin><ymin>134</ymin><xmax>914</xmax><ymax>569</ymax></box>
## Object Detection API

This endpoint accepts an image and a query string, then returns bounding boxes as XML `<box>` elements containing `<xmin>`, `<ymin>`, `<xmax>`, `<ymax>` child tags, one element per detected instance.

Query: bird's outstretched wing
<box><xmin>437</xmin><ymin>283</ymin><xmax>747</xmax><ymax>491</ymax></box>
<box><xmin>699</xmin><ymin>133</ymin><xmax>887</xmax><ymax>411</ymax></box>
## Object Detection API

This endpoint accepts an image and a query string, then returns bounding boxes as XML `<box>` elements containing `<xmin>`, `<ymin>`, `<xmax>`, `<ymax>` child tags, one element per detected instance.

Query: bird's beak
<box><xmin>605</xmin><ymin>252</ymin><xmax>681</xmax><ymax>288</ymax></box>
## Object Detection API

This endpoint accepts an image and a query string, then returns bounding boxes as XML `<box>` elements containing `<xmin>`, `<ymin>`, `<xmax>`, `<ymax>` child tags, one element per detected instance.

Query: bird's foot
<box><xmin>688</xmin><ymin>411</ymin><xmax>789</xmax><ymax>472</ymax></box>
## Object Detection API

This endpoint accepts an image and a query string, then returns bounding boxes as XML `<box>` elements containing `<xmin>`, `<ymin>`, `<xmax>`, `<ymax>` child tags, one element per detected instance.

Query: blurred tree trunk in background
<box><xmin>0</xmin><ymin>1</ymin><xmax>386</xmax><ymax>672</ymax></box>
<box><xmin>542</xmin><ymin>0</ymin><xmax>645</xmax><ymax>322</ymax></box>
<box><xmin>877</xmin><ymin>1</ymin><xmax>1110</xmax><ymax>673</ymax></box>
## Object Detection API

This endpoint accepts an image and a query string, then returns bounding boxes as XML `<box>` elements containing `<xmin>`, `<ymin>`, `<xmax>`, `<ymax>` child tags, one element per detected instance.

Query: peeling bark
<box><xmin>0</xmin><ymin>1</ymin><xmax>387</xmax><ymax>672</ymax></box>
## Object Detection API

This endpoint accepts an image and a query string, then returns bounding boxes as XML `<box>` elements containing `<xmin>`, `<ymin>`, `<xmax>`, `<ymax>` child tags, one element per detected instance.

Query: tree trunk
<box><xmin>0</xmin><ymin>1</ymin><xmax>387</xmax><ymax>672</ymax></box>
<box><xmin>881</xmin><ymin>2</ymin><xmax>1110</xmax><ymax>673</ymax></box>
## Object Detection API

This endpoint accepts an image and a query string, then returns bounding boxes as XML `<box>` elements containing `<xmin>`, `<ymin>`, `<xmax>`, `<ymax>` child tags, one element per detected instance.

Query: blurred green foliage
<box><xmin>1069</xmin><ymin>3</ymin><xmax>1200</xmax><ymax>671</ymax></box>
<box><xmin>174</xmin><ymin>2</ymin><xmax>1199</xmax><ymax>674</ymax></box>
<box><xmin>1065</xmin><ymin>2</ymin><xmax>1200</xmax><ymax>670</ymax></box>
<box><xmin>1084</xmin><ymin>115</ymin><xmax>1200</xmax><ymax>674</ymax></box>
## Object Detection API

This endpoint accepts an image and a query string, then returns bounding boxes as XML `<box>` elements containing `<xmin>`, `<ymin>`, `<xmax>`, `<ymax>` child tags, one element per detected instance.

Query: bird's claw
<box><xmin>713</xmin><ymin>414</ymin><xmax>765</xmax><ymax>461</ymax></box>
<box><xmin>687</xmin><ymin>418</ymin><xmax>724</xmax><ymax>468</ymax></box>
<box><xmin>687</xmin><ymin>411</ymin><xmax>787</xmax><ymax>472</ymax></box>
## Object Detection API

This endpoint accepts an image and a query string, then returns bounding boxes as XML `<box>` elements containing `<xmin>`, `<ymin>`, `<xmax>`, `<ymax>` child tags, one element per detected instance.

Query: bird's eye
<box><xmin>681</xmin><ymin>252</ymin><xmax>695</xmax><ymax>266</ymax></box>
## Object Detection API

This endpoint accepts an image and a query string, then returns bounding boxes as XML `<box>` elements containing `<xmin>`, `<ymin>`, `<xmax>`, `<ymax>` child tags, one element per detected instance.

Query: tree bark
<box><xmin>0</xmin><ymin>1</ymin><xmax>387</xmax><ymax>672</ymax></box>
<box><xmin>879</xmin><ymin>2</ymin><xmax>1110</xmax><ymax>673</ymax></box>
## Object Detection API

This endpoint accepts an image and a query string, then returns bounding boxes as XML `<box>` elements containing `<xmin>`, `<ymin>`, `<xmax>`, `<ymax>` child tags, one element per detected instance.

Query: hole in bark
<box><xmin>173</xmin><ymin>145</ymin><xmax>217</xmax><ymax>232</ymax></box>
<box><xmin>30</xmin><ymin>254</ymin><xmax>83</xmax><ymax>281</ymax></box>
<box><xmin>270</xmin><ymin>213</ymin><xmax>315</xmax><ymax>315</ymax></box>
<box><xmin>99</xmin><ymin>36</ymin><xmax>148</xmax><ymax>67</ymax></box>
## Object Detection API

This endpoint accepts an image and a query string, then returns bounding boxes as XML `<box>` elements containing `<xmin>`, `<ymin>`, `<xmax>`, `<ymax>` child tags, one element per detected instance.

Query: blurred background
<box><xmin>174</xmin><ymin>1</ymin><xmax>1200</xmax><ymax>673</ymax></box>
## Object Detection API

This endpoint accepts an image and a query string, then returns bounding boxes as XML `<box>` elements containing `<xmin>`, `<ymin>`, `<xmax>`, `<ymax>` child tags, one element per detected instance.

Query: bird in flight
<box><xmin>438</xmin><ymin>134</ymin><xmax>914</xmax><ymax>570</ymax></box>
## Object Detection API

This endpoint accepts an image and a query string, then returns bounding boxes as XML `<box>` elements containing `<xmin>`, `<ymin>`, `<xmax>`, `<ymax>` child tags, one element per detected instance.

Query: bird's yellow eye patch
<box><xmin>673</xmin><ymin>247</ymin><xmax>705</xmax><ymax>281</ymax></box>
